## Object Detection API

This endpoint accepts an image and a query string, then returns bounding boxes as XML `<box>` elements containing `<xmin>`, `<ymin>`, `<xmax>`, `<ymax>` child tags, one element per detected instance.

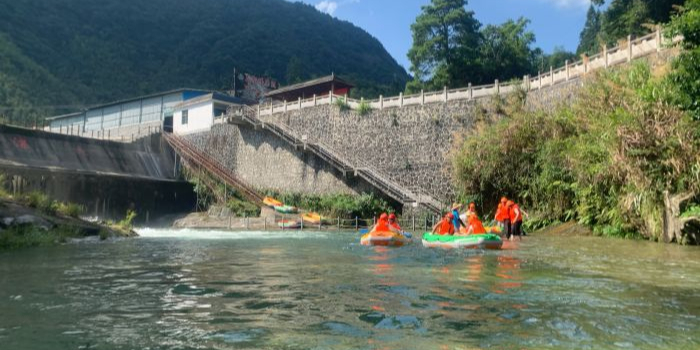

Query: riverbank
<box><xmin>0</xmin><ymin>198</ymin><xmax>137</xmax><ymax>250</ymax></box>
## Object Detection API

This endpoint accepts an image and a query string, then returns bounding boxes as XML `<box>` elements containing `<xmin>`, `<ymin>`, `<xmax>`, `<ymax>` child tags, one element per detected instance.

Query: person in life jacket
<box><xmin>457</xmin><ymin>213</ymin><xmax>487</xmax><ymax>236</ymax></box>
<box><xmin>507</xmin><ymin>201</ymin><xmax>528</xmax><ymax>241</ymax></box>
<box><xmin>460</xmin><ymin>202</ymin><xmax>477</xmax><ymax>224</ymax></box>
<box><xmin>388</xmin><ymin>213</ymin><xmax>402</xmax><ymax>231</ymax></box>
<box><xmin>369</xmin><ymin>213</ymin><xmax>401</xmax><ymax>235</ymax></box>
<box><xmin>432</xmin><ymin>212</ymin><xmax>456</xmax><ymax>235</ymax></box>
<box><xmin>495</xmin><ymin>197</ymin><xmax>510</xmax><ymax>237</ymax></box>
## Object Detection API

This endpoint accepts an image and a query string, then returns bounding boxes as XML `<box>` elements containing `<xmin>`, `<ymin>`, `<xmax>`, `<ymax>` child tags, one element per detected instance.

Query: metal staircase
<box><xmin>163</xmin><ymin>132</ymin><xmax>264</xmax><ymax>206</ymax></box>
<box><xmin>230</xmin><ymin>107</ymin><xmax>443</xmax><ymax>213</ymax></box>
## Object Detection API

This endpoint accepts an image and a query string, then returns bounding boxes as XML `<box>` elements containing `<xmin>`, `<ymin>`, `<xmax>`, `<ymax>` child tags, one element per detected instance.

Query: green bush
<box><xmin>227</xmin><ymin>198</ymin><xmax>260</xmax><ymax>217</ymax></box>
<box><xmin>23</xmin><ymin>192</ymin><xmax>58</xmax><ymax>215</ymax></box>
<box><xmin>56</xmin><ymin>203</ymin><xmax>84</xmax><ymax>218</ymax></box>
<box><xmin>453</xmin><ymin>62</ymin><xmax>700</xmax><ymax>241</ymax></box>
<box><xmin>334</xmin><ymin>97</ymin><xmax>350</xmax><ymax>111</ymax></box>
<box><xmin>357</xmin><ymin>100</ymin><xmax>372</xmax><ymax>116</ymax></box>
<box><xmin>117</xmin><ymin>210</ymin><xmax>137</xmax><ymax>230</ymax></box>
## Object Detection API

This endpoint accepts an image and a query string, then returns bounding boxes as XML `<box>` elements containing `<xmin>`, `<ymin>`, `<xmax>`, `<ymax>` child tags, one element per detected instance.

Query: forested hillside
<box><xmin>0</xmin><ymin>0</ymin><xmax>409</xmax><ymax>122</ymax></box>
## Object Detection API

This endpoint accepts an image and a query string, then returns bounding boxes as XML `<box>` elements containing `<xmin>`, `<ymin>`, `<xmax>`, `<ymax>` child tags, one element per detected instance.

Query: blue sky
<box><xmin>289</xmin><ymin>0</ymin><xmax>592</xmax><ymax>71</ymax></box>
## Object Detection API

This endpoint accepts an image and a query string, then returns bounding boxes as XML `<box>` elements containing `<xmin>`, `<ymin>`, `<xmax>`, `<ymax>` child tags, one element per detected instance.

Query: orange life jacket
<box><xmin>510</xmin><ymin>204</ymin><xmax>522</xmax><ymax>223</ymax></box>
<box><xmin>495</xmin><ymin>203</ymin><xmax>507</xmax><ymax>221</ymax></box>
<box><xmin>375</xmin><ymin>219</ymin><xmax>391</xmax><ymax>232</ymax></box>
<box><xmin>390</xmin><ymin>221</ymin><xmax>402</xmax><ymax>231</ymax></box>
<box><xmin>469</xmin><ymin>216</ymin><xmax>487</xmax><ymax>234</ymax></box>
<box><xmin>436</xmin><ymin>218</ymin><xmax>454</xmax><ymax>235</ymax></box>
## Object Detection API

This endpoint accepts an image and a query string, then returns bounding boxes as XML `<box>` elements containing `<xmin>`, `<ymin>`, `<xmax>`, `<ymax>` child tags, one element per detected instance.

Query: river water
<box><xmin>0</xmin><ymin>229</ymin><xmax>698</xmax><ymax>350</ymax></box>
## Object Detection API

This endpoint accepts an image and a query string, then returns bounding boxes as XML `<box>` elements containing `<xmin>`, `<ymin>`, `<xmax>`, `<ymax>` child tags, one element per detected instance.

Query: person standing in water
<box><xmin>507</xmin><ymin>201</ymin><xmax>528</xmax><ymax>241</ymax></box>
<box><xmin>495</xmin><ymin>197</ymin><xmax>510</xmax><ymax>237</ymax></box>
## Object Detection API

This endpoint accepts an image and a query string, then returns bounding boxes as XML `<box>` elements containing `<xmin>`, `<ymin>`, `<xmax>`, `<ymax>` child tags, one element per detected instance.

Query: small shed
<box><xmin>265</xmin><ymin>74</ymin><xmax>353</xmax><ymax>102</ymax></box>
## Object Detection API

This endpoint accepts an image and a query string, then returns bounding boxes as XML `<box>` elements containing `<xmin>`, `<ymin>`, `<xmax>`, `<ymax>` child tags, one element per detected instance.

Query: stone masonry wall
<box><xmin>258</xmin><ymin>98</ymin><xmax>504</xmax><ymax>205</ymax></box>
<box><xmin>183</xmin><ymin>123</ymin><xmax>374</xmax><ymax>196</ymax></box>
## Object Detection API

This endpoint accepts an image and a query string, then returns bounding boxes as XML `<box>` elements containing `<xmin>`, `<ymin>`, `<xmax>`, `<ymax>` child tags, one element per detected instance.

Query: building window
<box><xmin>181</xmin><ymin>110</ymin><xmax>188</xmax><ymax>125</ymax></box>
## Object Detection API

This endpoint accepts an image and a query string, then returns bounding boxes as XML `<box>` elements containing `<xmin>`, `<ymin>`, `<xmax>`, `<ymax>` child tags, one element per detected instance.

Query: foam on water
<box><xmin>135</xmin><ymin>228</ymin><xmax>335</xmax><ymax>240</ymax></box>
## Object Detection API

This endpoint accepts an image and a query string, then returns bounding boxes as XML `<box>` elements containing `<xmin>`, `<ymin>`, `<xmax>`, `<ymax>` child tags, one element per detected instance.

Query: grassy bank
<box><xmin>453</xmin><ymin>60</ymin><xmax>700</xmax><ymax>244</ymax></box>
<box><xmin>0</xmin><ymin>189</ymin><xmax>137</xmax><ymax>250</ymax></box>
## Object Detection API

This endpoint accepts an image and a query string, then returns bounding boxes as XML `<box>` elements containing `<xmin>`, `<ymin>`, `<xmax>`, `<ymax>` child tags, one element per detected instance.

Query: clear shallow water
<box><xmin>0</xmin><ymin>229</ymin><xmax>698</xmax><ymax>350</ymax></box>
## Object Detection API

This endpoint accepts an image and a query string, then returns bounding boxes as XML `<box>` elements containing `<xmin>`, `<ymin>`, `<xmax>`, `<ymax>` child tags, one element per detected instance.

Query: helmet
<box><xmin>501</xmin><ymin>197</ymin><xmax>507</xmax><ymax>204</ymax></box>
<box><xmin>380</xmin><ymin>213</ymin><xmax>388</xmax><ymax>220</ymax></box>
<box><xmin>506</xmin><ymin>200</ymin><xmax>514</xmax><ymax>207</ymax></box>
<box><xmin>388</xmin><ymin>213</ymin><xmax>396</xmax><ymax>220</ymax></box>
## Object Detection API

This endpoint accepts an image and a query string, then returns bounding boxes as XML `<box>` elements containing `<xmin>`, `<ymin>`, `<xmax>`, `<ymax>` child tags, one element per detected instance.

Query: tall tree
<box><xmin>577</xmin><ymin>5</ymin><xmax>602</xmax><ymax>55</ymax></box>
<box><xmin>406</xmin><ymin>0</ymin><xmax>481</xmax><ymax>92</ymax></box>
<box><xmin>479</xmin><ymin>18</ymin><xmax>537</xmax><ymax>82</ymax></box>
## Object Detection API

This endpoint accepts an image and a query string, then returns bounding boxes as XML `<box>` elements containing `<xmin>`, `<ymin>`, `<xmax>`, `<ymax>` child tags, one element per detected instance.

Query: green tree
<box><xmin>479</xmin><ymin>18</ymin><xmax>537</xmax><ymax>82</ymax></box>
<box><xmin>577</xmin><ymin>5</ymin><xmax>602</xmax><ymax>55</ymax></box>
<box><xmin>406</xmin><ymin>0</ymin><xmax>481</xmax><ymax>92</ymax></box>
<box><xmin>667</xmin><ymin>0</ymin><xmax>700</xmax><ymax>119</ymax></box>
<box><xmin>285</xmin><ymin>55</ymin><xmax>306</xmax><ymax>85</ymax></box>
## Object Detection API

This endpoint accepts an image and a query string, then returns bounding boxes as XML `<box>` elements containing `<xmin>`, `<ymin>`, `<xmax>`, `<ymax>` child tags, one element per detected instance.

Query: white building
<box><xmin>46</xmin><ymin>88</ymin><xmax>212</xmax><ymax>133</ymax></box>
<box><xmin>173</xmin><ymin>92</ymin><xmax>247</xmax><ymax>135</ymax></box>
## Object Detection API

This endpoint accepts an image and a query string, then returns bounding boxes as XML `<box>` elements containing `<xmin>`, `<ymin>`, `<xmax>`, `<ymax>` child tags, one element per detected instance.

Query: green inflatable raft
<box><xmin>422</xmin><ymin>233</ymin><xmax>503</xmax><ymax>250</ymax></box>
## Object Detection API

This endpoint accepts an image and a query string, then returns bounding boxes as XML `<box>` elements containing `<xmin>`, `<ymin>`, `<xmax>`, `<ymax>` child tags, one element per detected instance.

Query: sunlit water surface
<box><xmin>0</xmin><ymin>229</ymin><xmax>698</xmax><ymax>350</ymax></box>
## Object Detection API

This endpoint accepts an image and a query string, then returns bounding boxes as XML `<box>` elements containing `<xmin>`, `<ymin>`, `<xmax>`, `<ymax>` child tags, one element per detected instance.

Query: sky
<box><xmin>289</xmin><ymin>0</ymin><xmax>593</xmax><ymax>71</ymax></box>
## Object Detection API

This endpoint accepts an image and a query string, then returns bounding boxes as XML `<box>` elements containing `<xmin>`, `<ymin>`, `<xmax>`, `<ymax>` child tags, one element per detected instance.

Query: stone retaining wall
<box><xmin>182</xmin><ymin>124</ymin><xmax>374</xmax><ymax>196</ymax></box>
<box><xmin>259</xmin><ymin>98</ymin><xmax>503</xmax><ymax>204</ymax></box>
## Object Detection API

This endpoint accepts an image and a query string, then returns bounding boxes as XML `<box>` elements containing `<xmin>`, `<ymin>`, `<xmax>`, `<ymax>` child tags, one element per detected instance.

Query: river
<box><xmin>0</xmin><ymin>229</ymin><xmax>698</xmax><ymax>349</ymax></box>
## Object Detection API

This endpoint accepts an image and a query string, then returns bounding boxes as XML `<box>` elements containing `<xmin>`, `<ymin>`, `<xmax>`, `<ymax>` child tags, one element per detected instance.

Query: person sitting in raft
<box><xmin>507</xmin><ymin>201</ymin><xmax>529</xmax><ymax>241</ymax></box>
<box><xmin>432</xmin><ymin>213</ymin><xmax>456</xmax><ymax>235</ymax></box>
<box><xmin>460</xmin><ymin>202</ymin><xmax>477</xmax><ymax>224</ymax></box>
<box><xmin>456</xmin><ymin>213</ymin><xmax>487</xmax><ymax>236</ymax></box>
<box><xmin>369</xmin><ymin>213</ymin><xmax>401</xmax><ymax>235</ymax></box>
<box><xmin>450</xmin><ymin>203</ymin><xmax>467</xmax><ymax>233</ymax></box>
<box><xmin>388</xmin><ymin>213</ymin><xmax>402</xmax><ymax>231</ymax></box>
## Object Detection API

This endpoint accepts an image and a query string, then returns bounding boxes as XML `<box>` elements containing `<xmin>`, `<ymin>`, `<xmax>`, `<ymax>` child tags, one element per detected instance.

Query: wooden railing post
<box><xmin>495</xmin><ymin>79</ymin><xmax>500</xmax><ymax>94</ymax></box>
<box><xmin>399</xmin><ymin>92</ymin><xmax>404</xmax><ymax>108</ymax></box>
<box><xmin>421</xmin><ymin>90</ymin><xmax>425</xmax><ymax>105</ymax></box>
<box><xmin>379</xmin><ymin>95</ymin><xmax>383</xmax><ymax>110</ymax></box>
<box><xmin>468</xmin><ymin>83</ymin><xmax>473</xmax><ymax>99</ymax></box>
<box><xmin>565</xmin><ymin>60</ymin><xmax>570</xmax><ymax>81</ymax></box>
<box><xmin>443</xmin><ymin>86</ymin><xmax>448</xmax><ymax>102</ymax></box>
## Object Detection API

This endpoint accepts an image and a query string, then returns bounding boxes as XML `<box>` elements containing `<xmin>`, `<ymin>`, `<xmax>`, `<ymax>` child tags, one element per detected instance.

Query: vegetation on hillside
<box><xmin>0</xmin><ymin>0</ymin><xmax>409</xmax><ymax>123</ymax></box>
<box><xmin>578</xmin><ymin>0</ymin><xmax>684</xmax><ymax>55</ymax></box>
<box><xmin>406</xmin><ymin>0</ymin><xmax>578</xmax><ymax>92</ymax></box>
<box><xmin>453</xmin><ymin>60</ymin><xmax>700</xmax><ymax>244</ymax></box>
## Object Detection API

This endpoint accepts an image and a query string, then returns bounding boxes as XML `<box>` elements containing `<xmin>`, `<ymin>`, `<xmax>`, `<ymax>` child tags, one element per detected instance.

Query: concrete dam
<box><xmin>0</xmin><ymin>125</ymin><xmax>195</xmax><ymax>221</ymax></box>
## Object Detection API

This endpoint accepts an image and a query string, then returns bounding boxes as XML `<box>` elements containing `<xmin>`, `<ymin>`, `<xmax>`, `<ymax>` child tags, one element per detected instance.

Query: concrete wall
<box><xmin>258</xmin><ymin>99</ymin><xmax>501</xmax><ymax>205</ymax></box>
<box><xmin>182</xmin><ymin>124</ymin><xmax>377</xmax><ymax>197</ymax></box>
<box><xmin>0</xmin><ymin>125</ymin><xmax>177</xmax><ymax>180</ymax></box>
<box><xmin>0</xmin><ymin>125</ymin><xmax>196</xmax><ymax>221</ymax></box>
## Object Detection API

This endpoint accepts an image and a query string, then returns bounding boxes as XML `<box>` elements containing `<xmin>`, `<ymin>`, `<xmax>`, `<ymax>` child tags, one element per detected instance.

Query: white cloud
<box><xmin>315</xmin><ymin>0</ymin><xmax>359</xmax><ymax>16</ymax></box>
<box><xmin>540</xmin><ymin>0</ymin><xmax>591</xmax><ymax>9</ymax></box>
<box><xmin>316</xmin><ymin>1</ymin><xmax>339</xmax><ymax>15</ymax></box>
